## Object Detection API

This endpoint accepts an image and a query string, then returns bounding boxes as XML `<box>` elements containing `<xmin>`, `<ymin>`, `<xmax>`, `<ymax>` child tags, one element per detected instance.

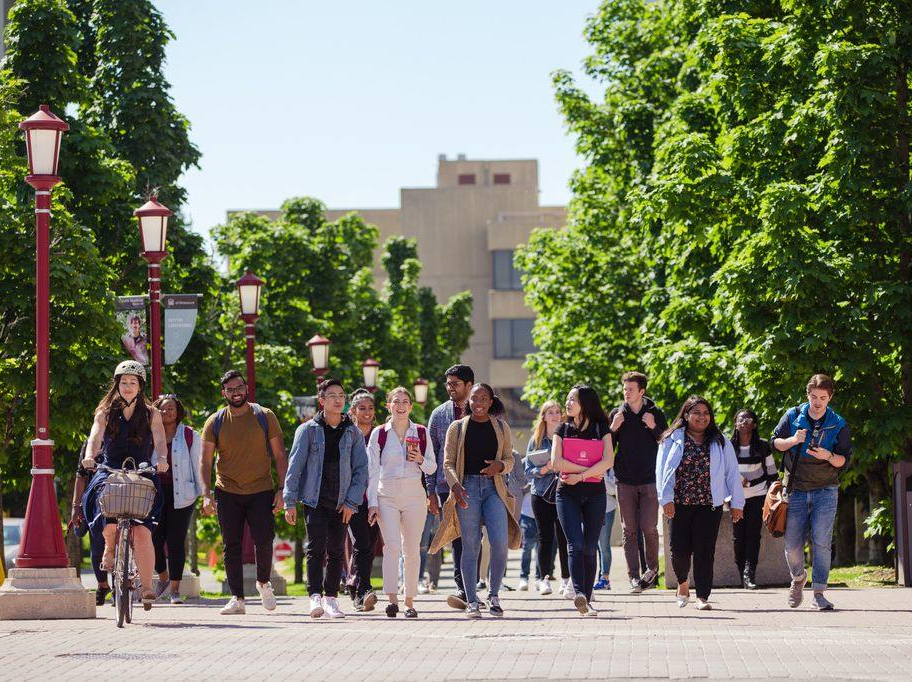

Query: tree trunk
<box><xmin>866</xmin><ymin>468</ymin><xmax>888</xmax><ymax>565</ymax></box>
<box><xmin>896</xmin><ymin>59</ymin><xmax>912</xmax><ymax>459</ymax></box>
<box><xmin>834</xmin><ymin>485</ymin><xmax>856</xmax><ymax>566</ymax></box>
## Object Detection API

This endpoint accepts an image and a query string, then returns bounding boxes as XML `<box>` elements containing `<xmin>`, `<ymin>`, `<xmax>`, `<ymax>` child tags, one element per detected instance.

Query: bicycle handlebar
<box><xmin>92</xmin><ymin>462</ymin><xmax>158</xmax><ymax>475</ymax></box>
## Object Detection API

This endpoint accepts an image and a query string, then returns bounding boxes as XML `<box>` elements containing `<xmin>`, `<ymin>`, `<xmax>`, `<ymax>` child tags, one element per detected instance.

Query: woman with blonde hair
<box><xmin>524</xmin><ymin>400</ymin><xmax>570</xmax><ymax>596</ymax></box>
<box><xmin>367</xmin><ymin>387</ymin><xmax>436</xmax><ymax>618</ymax></box>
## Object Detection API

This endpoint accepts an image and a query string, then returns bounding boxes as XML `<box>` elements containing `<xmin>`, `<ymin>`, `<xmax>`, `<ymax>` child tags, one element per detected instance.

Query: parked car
<box><xmin>3</xmin><ymin>517</ymin><xmax>24</xmax><ymax>568</ymax></box>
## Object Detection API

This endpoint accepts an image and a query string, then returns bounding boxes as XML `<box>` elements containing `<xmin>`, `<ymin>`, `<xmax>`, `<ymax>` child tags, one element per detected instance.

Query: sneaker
<box><xmin>447</xmin><ymin>591</ymin><xmax>468</xmax><ymax>610</ymax></box>
<box><xmin>813</xmin><ymin>592</ymin><xmax>834</xmax><ymax>611</ymax></box>
<box><xmin>418</xmin><ymin>582</ymin><xmax>430</xmax><ymax>595</ymax></box>
<box><xmin>309</xmin><ymin>594</ymin><xmax>324</xmax><ymax>618</ymax></box>
<box><xmin>428</xmin><ymin>583</ymin><xmax>438</xmax><ymax>594</ymax></box>
<box><xmin>696</xmin><ymin>598</ymin><xmax>712</xmax><ymax>611</ymax></box>
<box><xmin>95</xmin><ymin>586</ymin><xmax>110</xmax><ymax>606</ymax></box>
<box><xmin>476</xmin><ymin>580</ymin><xmax>487</xmax><ymax>590</ymax></box>
<box><xmin>169</xmin><ymin>592</ymin><xmax>184</xmax><ymax>605</ymax></box>
<box><xmin>362</xmin><ymin>591</ymin><xmax>377</xmax><ymax>612</ymax></box>
<box><xmin>257</xmin><ymin>581</ymin><xmax>277</xmax><ymax>611</ymax></box>
<box><xmin>488</xmin><ymin>596</ymin><xmax>504</xmax><ymax>617</ymax></box>
<box><xmin>220</xmin><ymin>596</ymin><xmax>246</xmax><ymax>615</ymax></box>
<box><xmin>584</xmin><ymin>603</ymin><xmax>599</xmax><ymax>617</ymax></box>
<box><xmin>629</xmin><ymin>577</ymin><xmax>644</xmax><ymax>594</ymax></box>
<box><xmin>518</xmin><ymin>578</ymin><xmax>529</xmax><ymax>591</ymax></box>
<box><xmin>385</xmin><ymin>602</ymin><xmax>399</xmax><ymax>618</ymax></box>
<box><xmin>324</xmin><ymin>596</ymin><xmax>345</xmax><ymax>618</ymax></box>
<box><xmin>352</xmin><ymin>592</ymin><xmax>365</xmax><ymax>611</ymax></box>
<box><xmin>574</xmin><ymin>593</ymin><xmax>589</xmax><ymax>615</ymax></box>
<box><xmin>676</xmin><ymin>586</ymin><xmax>690</xmax><ymax>608</ymax></box>
<box><xmin>640</xmin><ymin>569</ymin><xmax>658</xmax><ymax>589</ymax></box>
<box><xmin>539</xmin><ymin>578</ymin><xmax>552</xmax><ymax>595</ymax></box>
<box><xmin>465</xmin><ymin>602</ymin><xmax>482</xmax><ymax>619</ymax></box>
<box><xmin>559</xmin><ymin>578</ymin><xmax>570</xmax><ymax>595</ymax></box>
<box><xmin>593</xmin><ymin>577</ymin><xmax>610</xmax><ymax>591</ymax></box>
<box><xmin>404</xmin><ymin>607</ymin><xmax>418</xmax><ymax>618</ymax></box>
<box><xmin>564</xmin><ymin>583</ymin><xmax>577</xmax><ymax>600</ymax></box>
<box><xmin>153</xmin><ymin>579</ymin><xmax>170</xmax><ymax>600</ymax></box>
<box><xmin>788</xmin><ymin>572</ymin><xmax>807</xmax><ymax>608</ymax></box>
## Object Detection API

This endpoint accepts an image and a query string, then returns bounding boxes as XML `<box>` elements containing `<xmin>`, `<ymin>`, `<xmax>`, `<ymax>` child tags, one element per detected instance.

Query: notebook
<box><xmin>525</xmin><ymin>448</ymin><xmax>551</xmax><ymax>467</ymax></box>
<box><xmin>561</xmin><ymin>437</ymin><xmax>604</xmax><ymax>483</ymax></box>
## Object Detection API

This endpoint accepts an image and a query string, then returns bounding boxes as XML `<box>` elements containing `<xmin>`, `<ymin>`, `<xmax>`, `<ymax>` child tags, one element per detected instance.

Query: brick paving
<box><xmin>1</xmin><ymin>550</ymin><xmax>910</xmax><ymax>681</ymax></box>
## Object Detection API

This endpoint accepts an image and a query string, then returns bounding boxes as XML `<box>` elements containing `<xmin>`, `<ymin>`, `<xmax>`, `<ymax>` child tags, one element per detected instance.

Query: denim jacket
<box><xmin>283</xmin><ymin>414</ymin><xmax>368</xmax><ymax>511</ymax></box>
<box><xmin>655</xmin><ymin>428</ymin><xmax>745</xmax><ymax>509</ymax></box>
<box><xmin>524</xmin><ymin>435</ymin><xmax>556</xmax><ymax>497</ymax></box>
<box><xmin>171</xmin><ymin>423</ymin><xmax>202</xmax><ymax>509</ymax></box>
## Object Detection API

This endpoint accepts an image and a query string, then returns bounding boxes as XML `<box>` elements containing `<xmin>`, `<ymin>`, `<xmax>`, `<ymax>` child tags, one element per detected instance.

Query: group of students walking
<box><xmin>72</xmin><ymin>358</ymin><xmax>851</xmax><ymax>618</ymax></box>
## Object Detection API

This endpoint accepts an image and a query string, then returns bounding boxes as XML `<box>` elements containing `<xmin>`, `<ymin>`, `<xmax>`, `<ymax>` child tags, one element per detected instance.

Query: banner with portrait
<box><xmin>115</xmin><ymin>296</ymin><xmax>149</xmax><ymax>365</ymax></box>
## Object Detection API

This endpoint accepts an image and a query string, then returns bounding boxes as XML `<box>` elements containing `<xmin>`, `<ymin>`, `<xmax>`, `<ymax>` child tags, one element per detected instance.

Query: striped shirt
<box><xmin>735</xmin><ymin>440</ymin><xmax>777</xmax><ymax>499</ymax></box>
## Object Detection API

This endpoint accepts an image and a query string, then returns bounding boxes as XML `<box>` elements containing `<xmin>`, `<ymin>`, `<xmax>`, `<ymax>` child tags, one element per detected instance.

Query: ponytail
<box><xmin>476</xmin><ymin>382</ymin><xmax>506</xmax><ymax>418</ymax></box>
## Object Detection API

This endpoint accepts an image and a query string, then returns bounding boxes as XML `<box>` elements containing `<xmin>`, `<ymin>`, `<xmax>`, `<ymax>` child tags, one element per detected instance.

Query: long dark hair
<box><xmin>729</xmin><ymin>408</ymin><xmax>760</xmax><ymax>452</ymax></box>
<box><xmin>96</xmin><ymin>377</ymin><xmax>153</xmax><ymax>445</ymax></box>
<box><xmin>663</xmin><ymin>395</ymin><xmax>724</xmax><ymax>446</ymax></box>
<box><xmin>474</xmin><ymin>383</ymin><xmax>506</xmax><ymax>418</ymax></box>
<box><xmin>568</xmin><ymin>384</ymin><xmax>607</xmax><ymax>433</ymax></box>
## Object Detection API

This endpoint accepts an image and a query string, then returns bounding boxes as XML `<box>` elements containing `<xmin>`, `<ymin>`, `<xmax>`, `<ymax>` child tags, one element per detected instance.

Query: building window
<box><xmin>493</xmin><ymin>319</ymin><xmax>536</xmax><ymax>359</ymax></box>
<box><xmin>458</xmin><ymin>173</ymin><xmax>476</xmax><ymax>185</ymax></box>
<box><xmin>492</xmin><ymin>250</ymin><xmax>523</xmax><ymax>290</ymax></box>
<box><xmin>493</xmin><ymin>173</ymin><xmax>511</xmax><ymax>185</ymax></box>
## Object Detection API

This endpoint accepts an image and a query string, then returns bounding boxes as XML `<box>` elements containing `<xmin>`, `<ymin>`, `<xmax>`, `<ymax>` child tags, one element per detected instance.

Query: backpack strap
<box><xmin>249</xmin><ymin>403</ymin><xmax>274</xmax><ymax>458</ymax></box>
<box><xmin>378</xmin><ymin>425</ymin><xmax>388</xmax><ymax>463</ymax></box>
<box><xmin>417</xmin><ymin>424</ymin><xmax>428</xmax><ymax>455</ymax></box>
<box><xmin>212</xmin><ymin>407</ymin><xmax>228</xmax><ymax>448</ymax></box>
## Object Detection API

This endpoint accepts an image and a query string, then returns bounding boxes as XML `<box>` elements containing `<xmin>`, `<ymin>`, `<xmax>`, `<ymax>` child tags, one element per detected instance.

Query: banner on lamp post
<box><xmin>115</xmin><ymin>295</ymin><xmax>149</xmax><ymax>366</ymax></box>
<box><xmin>163</xmin><ymin>294</ymin><xmax>202</xmax><ymax>366</ymax></box>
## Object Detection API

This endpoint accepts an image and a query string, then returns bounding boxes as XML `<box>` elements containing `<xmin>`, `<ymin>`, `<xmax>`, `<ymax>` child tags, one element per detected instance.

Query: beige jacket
<box><xmin>429</xmin><ymin>416</ymin><xmax>522</xmax><ymax>554</ymax></box>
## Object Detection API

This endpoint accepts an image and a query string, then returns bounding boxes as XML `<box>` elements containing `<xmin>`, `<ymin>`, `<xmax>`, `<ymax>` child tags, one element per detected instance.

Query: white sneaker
<box><xmin>418</xmin><ymin>582</ymin><xmax>430</xmax><ymax>595</ymax></box>
<box><xmin>309</xmin><ymin>594</ymin><xmax>324</xmax><ymax>619</ymax></box>
<box><xmin>256</xmin><ymin>581</ymin><xmax>277</xmax><ymax>611</ymax></box>
<box><xmin>518</xmin><ymin>578</ymin><xmax>529</xmax><ymax>591</ymax></box>
<box><xmin>584</xmin><ymin>603</ymin><xmax>599</xmax><ymax>617</ymax></box>
<box><xmin>539</xmin><ymin>578</ymin><xmax>552</xmax><ymax>595</ymax></box>
<box><xmin>324</xmin><ymin>596</ymin><xmax>345</xmax><ymax>618</ymax></box>
<box><xmin>220</xmin><ymin>596</ymin><xmax>245</xmax><ymax>615</ymax></box>
<box><xmin>559</xmin><ymin>578</ymin><xmax>570</xmax><ymax>595</ymax></box>
<box><xmin>696</xmin><ymin>598</ymin><xmax>712</xmax><ymax>611</ymax></box>
<box><xmin>564</xmin><ymin>583</ymin><xmax>577</xmax><ymax>600</ymax></box>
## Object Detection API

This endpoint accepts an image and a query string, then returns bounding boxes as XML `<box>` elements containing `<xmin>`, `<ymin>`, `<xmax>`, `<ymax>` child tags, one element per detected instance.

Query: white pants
<box><xmin>377</xmin><ymin>477</ymin><xmax>427</xmax><ymax>599</ymax></box>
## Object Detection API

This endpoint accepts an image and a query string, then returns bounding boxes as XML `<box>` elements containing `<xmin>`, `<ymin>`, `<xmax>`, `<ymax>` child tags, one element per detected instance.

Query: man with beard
<box><xmin>200</xmin><ymin>370</ymin><xmax>287</xmax><ymax>616</ymax></box>
<box><xmin>427</xmin><ymin>364</ymin><xmax>474</xmax><ymax>609</ymax></box>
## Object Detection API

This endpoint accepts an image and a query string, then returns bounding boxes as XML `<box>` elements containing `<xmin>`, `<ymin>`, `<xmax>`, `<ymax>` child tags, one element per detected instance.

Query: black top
<box><xmin>464</xmin><ymin>419</ymin><xmax>498</xmax><ymax>476</ymax></box>
<box><xmin>607</xmin><ymin>397</ymin><xmax>667</xmax><ymax>486</ymax></box>
<box><xmin>674</xmin><ymin>435</ymin><xmax>712</xmax><ymax>505</ymax></box>
<box><xmin>317</xmin><ymin>412</ymin><xmax>351</xmax><ymax>509</ymax></box>
<box><xmin>555</xmin><ymin>419</ymin><xmax>609</xmax><ymax>496</ymax></box>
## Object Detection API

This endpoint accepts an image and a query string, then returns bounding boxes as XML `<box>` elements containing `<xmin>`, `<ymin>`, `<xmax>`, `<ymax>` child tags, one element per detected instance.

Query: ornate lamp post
<box><xmin>413</xmin><ymin>378</ymin><xmax>429</xmax><ymax>406</ymax></box>
<box><xmin>236</xmin><ymin>271</ymin><xmax>264</xmax><ymax>402</ymax></box>
<box><xmin>134</xmin><ymin>196</ymin><xmax>172</xmax><ymax>399</ymax></box>
<box><xmin>361</xmin><ymin>358</ymin><xmax>380</xmax><ymax>393</ymax></box>
<box><xmin>13</xmin><ymin>105</ymin><xmax>69</xmax><ymax>570</ymax></box>
<box><xmin>307</xmin><ymin>334</ymin><xmax>331</xmax><ymax>387</ymax></box>
<box><xmin>0</xmin><ymin>106</ymin><xmax>94</xmax><ymax>619</ymax></box>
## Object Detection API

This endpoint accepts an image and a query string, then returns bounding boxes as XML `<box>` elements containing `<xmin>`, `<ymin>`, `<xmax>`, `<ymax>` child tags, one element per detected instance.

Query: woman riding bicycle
<box><xmin>81</xmin><ymin>360</ymin><xmax>168</xmax><ymax>610</ymax></box>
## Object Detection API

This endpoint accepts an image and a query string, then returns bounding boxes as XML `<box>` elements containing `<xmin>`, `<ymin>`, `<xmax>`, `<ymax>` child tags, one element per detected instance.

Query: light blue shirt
<box><xmin>655</xmin><ymin>428</ymin><xmax>745</xmax><ymax>509</ymax></box>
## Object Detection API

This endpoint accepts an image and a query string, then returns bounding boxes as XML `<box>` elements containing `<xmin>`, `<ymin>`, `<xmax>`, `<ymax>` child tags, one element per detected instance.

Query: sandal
<box><xmin>404</xmin><ymin>607</ymin><xmax>418</xmax><ymax>619</ymax></box>
<box><xmin>99</xmin><ymin>547</ymin><xmax>115</xmax><ymax>573</ymax></box>
<box><xmin>385</xmin><ymin>603</ymin><xmax>399</xmax><ymax>618</ymax></box>
<box><xmin>142</xmin><ymin>592</ymin><xmax>156</xmax><ymax>611</ymax></box>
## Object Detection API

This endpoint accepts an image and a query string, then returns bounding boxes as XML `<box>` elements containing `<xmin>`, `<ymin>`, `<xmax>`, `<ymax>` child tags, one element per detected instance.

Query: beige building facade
<box><xmin>251</xmin><ymin>155</ymin><xmax>565</xmax><ymax>427</ymax></box>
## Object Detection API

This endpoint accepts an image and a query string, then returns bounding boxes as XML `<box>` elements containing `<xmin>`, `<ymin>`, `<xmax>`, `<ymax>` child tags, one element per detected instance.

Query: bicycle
<box><xmin>94</xmin><ymin>459</ymin><xmax>158</xmax><ymax>628</ymax></box>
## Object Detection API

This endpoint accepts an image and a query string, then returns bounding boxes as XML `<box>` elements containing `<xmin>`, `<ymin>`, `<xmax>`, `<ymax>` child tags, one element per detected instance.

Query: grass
<box><xmin>827</xmin><ymin>565</ymin><xmax>897</xmax><ymax>588</ymax></box>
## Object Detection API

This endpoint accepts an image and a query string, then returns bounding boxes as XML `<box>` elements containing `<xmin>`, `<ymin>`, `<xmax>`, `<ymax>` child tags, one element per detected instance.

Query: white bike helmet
<box><xmin>114</xmin><ymin>360</ymin><xmax>146</xmax><ymax>382</ymax></box>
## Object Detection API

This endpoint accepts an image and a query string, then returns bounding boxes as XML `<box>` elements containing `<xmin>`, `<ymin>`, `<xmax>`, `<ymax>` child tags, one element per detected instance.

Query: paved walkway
<box><xmin>1</xmin><ymin>550</ymin><xmax>910</xmax><ymax>681</ymax></box>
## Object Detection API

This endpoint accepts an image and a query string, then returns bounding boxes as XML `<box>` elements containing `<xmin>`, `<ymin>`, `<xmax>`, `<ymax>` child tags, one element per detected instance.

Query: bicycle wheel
<box><xmin>114</xmin><ymin>524</ymin><xmax>131</xmax><ymax>627</ymax></box>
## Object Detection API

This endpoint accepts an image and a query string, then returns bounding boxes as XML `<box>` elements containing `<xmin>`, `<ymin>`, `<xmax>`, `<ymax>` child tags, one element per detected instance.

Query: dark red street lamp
<box><xmin>413</xmin><ymin>378</ymin><xmax>429</xmax><ymax>406</ymax></box>
<box><xmin>134</xmin><ymin>196</ymin><xmax>172</xmax><ymax>400</ymax></box>
<box><xmin>361</xmin><ymin>358</ymin><xmax>380</xmax><ymax>393</ymax></box>
<box><xmin>307</xmin><ymin>334</ymin><xmax>331</xmax><ymax>387</ymax></box>
<box><xmin>15</xmin><ymin>105</ymin><xmax>69</xmax><ymax>568</ymax></box>
<box><xmin>236</xmin><ymin>271</ymin><xmax>264</xmax><ymax>402</ymax></box>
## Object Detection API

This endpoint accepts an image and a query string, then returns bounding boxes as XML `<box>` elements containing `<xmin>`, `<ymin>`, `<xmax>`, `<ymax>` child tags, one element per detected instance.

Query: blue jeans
<box><xmin>456</xmin><ymin>475</ymin><xmax>509</xmax><ymax>604</ymax></box>
<box><xmin>784</xmin><ymin>486</ymin><xmax>838</xmax><ymax>591</ymax></box>
<box><xmin>519</xmin><ymin>514</ymin><xmax>539</xmax><ymax>580</ymax></box>
<box><xmin>597</xmin><ymin>508</ymin><xmax>616</xmax><ymax>577</ymax></box>
<box><xmin>556</xmin><ymin>485</ymin><xmax>606</xmax><ymax>602</ymax></box>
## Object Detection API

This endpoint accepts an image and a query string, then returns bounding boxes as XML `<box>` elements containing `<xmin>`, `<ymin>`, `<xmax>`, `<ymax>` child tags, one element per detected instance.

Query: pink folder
<box><xmin>561</xmin><ymin>437</ymin><xmax>603</xmax><ymax>483</ymax></box>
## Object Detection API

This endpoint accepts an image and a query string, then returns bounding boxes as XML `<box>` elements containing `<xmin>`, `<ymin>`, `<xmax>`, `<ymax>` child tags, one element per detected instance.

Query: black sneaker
<box><xmin>639</xmin><ymin>569</ymin><xmax>658</xmax><ymax>590</ymax></box>
<box><xmin>352</xmin><ymin>593</ymin><xmax>365</xmax><ymax>612</ymax></box>
<box><xmin>488</xmin><ymin>596</ymin><xmax>503</xmax><ymax>618</ymax></box>
<box><xmin>446</xmin><ymin>590</ymin><xmax>468</xmax><ymax>610</ymax></box>
<box><xmin>95</xmin><ymin>586</ymin><xmax>110</xmax><ymax>606</ymax></box>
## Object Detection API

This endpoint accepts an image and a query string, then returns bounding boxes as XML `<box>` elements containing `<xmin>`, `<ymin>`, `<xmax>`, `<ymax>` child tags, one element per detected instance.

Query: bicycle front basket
<box><xmin>99</xmin><ymin>471</ymin><xmax>156</xmax><ymax>519</ymax></box>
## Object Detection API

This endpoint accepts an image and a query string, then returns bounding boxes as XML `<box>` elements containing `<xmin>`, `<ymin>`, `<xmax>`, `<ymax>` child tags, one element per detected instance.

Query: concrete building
<box><xmin>246</xmin><ymin>155</ymin><xmax>565</xmax><ymax>430</ymax></box>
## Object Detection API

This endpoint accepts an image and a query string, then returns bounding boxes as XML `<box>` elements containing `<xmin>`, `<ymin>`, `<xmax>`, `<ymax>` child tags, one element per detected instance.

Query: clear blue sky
<box><xmin>157</xmin><ymin>0</ymin><xmax>599</xmax><ymax>235</ymax></box>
